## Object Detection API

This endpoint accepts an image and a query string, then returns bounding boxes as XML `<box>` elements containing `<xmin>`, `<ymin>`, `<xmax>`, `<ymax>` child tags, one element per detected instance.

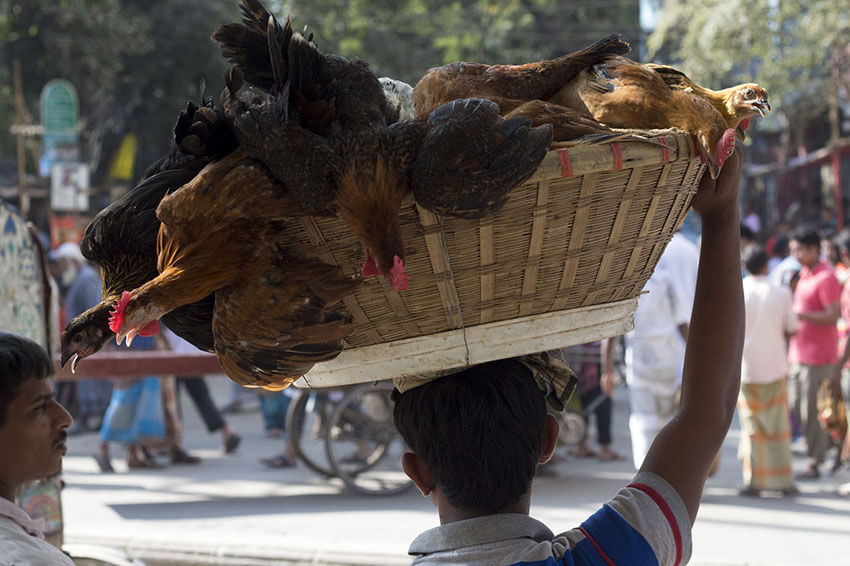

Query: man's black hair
<box><xmin>773</xmin><ymin>234</ymin><xmax>790</xmax><ymax>259</ymax></box>
<box><xmin>742</xmin><ymin>245</ymin><xmax>769</xmax><ymax>276</ymax></box>
<box><xmin>0</xmin><ymin>332</ymin><xmax>53</xmax><ymax>427</ymax></box>
<box><xmin>788</xmin><ymin>223</ymin><xmax>821</xmax><ymax>248</ymax></box>
<box><xmin>834</xmin><ymin>229</ymin><xmax>850</xmax><ymax>256</ymax></box>
<box><xmin>393</xmin><ymin>359</ymin><xmax>547</xmax><ymax>513</ymax></box>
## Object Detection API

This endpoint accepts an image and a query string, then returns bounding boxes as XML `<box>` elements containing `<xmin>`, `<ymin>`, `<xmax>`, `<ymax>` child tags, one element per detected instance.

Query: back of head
<box><xmin>835</xmin><ymin>229</ymin><xmax>850</xmax><ymax>256</ymax></box>
<box><xmin>742</xmin><ymin>245</ymin><xmax>769</xmax><ymax>276</ymax></box>
<box><xmin>773</xmin><ymin>234</ymin><xmax>789</xmax><ymax>258</ymax></box>
<box><xmin>0</xmin><ymin>333</ymin><xmax>52</xmax><ymax>427</ymax></box>
<box><xmin>788</xmin><ymin>223</ymin><xmax>820</xmax><ymax>248</ymax></box>
<box><xmin>393</xmin><ymin>359</ymin><xmax>547</xmax><ymax>513</ymax></box>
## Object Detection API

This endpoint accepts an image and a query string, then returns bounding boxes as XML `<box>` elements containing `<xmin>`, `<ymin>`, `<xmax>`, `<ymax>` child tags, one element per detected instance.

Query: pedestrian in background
<box><xmin>162</xmin><ymin>328</ymin><xmax>241</xmax><ymax>455</ymax></box>
<box><xmin>608</xmin><ymin>231</ymin><xmax>698</xmax><ymax>469</ymax></box>
<box><xmin>562</xmin><ymin>341</ymin><xmax>621</xmax><ymax>461</ymax></box>
<box><xmin>787</xmin><ymin>224</ymin><xmax>841</xmax><ymax>479</ymax></box>
<box><xmin>738</xmin><ymin>245</ymin><xmax>798</xmax><ymax>496</ymax></box>
<box><xmin>50</xmin><ymin>242</ymin><xmax>112</xmax><ymax>433</ymax></box>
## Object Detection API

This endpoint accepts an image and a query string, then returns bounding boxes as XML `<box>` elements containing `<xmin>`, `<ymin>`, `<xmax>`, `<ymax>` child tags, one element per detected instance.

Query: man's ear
<box><xmin>402</xmin><ymin>451</ymin><xmax>435</xmax><ymax>496</ymax></box>
<box><xmin>538</xmin><ymin>414</ymin><xmax>560</xmax><ymax>464</ymax></box>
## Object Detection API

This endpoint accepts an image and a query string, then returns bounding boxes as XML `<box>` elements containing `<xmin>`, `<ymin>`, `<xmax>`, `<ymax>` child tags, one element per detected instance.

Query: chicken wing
<box><xmin>399</xmin><ymin>98</ymin><xmax>552</xmax><ymax>219</ymax></box>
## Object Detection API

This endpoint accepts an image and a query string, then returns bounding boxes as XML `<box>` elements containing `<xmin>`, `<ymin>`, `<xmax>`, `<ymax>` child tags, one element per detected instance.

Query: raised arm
<box><xmin>640</xmin><ymin>149</ymin><xmax>745</xmax><ymax>524</ymax></box>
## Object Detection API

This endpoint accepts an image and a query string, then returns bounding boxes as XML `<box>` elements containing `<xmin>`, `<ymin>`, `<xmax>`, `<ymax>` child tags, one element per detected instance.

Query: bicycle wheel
<box><xmin>326</xmin><ymin>382</ymin><xmax>412</xmax><ymax>495</ymax></box>
<box><xmin>286</xmin><ymin>389</ymin><xmax>338</xmax><ymax>478</ymax></box>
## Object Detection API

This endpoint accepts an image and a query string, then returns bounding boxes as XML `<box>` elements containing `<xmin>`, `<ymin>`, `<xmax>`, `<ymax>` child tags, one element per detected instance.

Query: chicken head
<box><xmin>109</xmin><ymin>291</ymin><xmax>162</xmax><ymax>347</ymax></box>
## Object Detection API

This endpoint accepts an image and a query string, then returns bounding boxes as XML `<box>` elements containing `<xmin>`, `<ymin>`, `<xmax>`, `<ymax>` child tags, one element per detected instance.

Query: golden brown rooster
<box><xmin>60</xmin><ymin>100</ymin><xmax>237</xmax><ymax>372</ymax></box>
<box><xmin>647</xmin><ymin>64</ymin><xmax>770</xmax><ymax>140</ymax></box>
<box><xmin>551</xmin><ymin>55</ymin><xmax>738</xmax><ymax>177</ymax></box>
<box><xmin>107</xmin><ymin>148</ymin><xmax>360</xmax><ymax>389</ymax></box>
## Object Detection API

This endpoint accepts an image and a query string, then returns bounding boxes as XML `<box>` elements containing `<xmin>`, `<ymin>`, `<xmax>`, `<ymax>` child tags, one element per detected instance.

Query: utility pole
<box><xmin>13</xmin><ymin>57</ymin><xmax>31</xmax><ymax>218</ymax></box>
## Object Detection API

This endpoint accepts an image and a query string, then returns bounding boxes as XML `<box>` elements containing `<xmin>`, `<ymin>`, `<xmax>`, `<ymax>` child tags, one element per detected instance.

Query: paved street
<box><xmin>59</xmin><ymin>375</ymin><xmax>850</xmax><ymax>566</ymax></box>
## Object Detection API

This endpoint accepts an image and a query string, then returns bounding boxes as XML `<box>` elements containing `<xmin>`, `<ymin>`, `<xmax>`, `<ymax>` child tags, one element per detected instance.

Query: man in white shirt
<box><xmin>608</xmin><ymin>230</ymin><xmax>699</xmax><ymax>470</ymax></box>
<box><xmin>739</xmin><ymin>246</ymin><xmax>799</xmax><ymax>496</ymax></box>
<box><xmin>0</xmin><ymin>332</ymin><xmax>74</xmax><ymax>565</ymax></box>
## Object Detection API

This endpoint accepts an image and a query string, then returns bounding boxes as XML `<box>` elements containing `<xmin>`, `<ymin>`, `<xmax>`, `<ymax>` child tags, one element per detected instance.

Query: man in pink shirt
<box><xmin>788</xmin><ymin>224</ymin><xmax>841</xmax><ymax>479</ymax></box>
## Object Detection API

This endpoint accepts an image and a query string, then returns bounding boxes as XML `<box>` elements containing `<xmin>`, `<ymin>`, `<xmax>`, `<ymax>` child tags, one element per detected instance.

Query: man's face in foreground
<box><xmin>0</xmin><ymin>377</ymin><xmax>72</xmax><ymax>499</ymax></box>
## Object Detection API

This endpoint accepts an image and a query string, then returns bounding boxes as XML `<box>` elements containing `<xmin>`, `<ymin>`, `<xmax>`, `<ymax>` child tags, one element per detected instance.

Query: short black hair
<box><xmin>788</xmin><ymin>224</ymin><xmax>821</xmax><ymax>248</ymax></box>
<box><xmin>834</xmin><ymin>229</ymin><xmax>850</xmax><ymax>256</ymax></box>
<box><xmin>0</xmin><ymin>332</ymin><xmax>53</xmax><ymax>427</ymax></box>
<box><xmin>393</xmin><ymin>359</ymin><xmax>547</xmax><ymax>513</ymax></box>
<box><xmin>773</xmin><ymin>234</ymin><xmax>790</xmax><ymax>258</ymax></box>
<box><xmin>742</xmin><ymin>245</ymin><xmax>769</xmax><ymax>275</ymax></box>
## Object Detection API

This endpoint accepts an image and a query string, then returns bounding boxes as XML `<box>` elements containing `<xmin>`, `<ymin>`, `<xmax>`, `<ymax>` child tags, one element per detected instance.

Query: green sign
<box><xmin>40</xmin><ymin>79</ymin><xmax>79</xmax><ymax>133</ymax></box>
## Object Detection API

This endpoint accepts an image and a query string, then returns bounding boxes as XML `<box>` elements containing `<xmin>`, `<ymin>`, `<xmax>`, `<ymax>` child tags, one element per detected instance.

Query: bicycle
<box><xmin>285</xmin><ymin>381</ymin><xmax>412</xmax><ymax>495</ymax></box>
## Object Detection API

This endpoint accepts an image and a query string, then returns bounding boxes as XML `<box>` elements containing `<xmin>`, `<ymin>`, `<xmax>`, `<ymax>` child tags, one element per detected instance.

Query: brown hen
<box><xmin>552</xmin><ymin>55</ymin><xmax>737</xmax><ymax>177</ymax></box>
<box><xmin>108</xmin><ymin>148</ymin><xmax>360</xmax><ymax>389</ymax></box>
<box><xmin>647</xmin><ymin>64</ymin><xmax>770</xmax><ymax>140</ymax></box>
<box><xmin>61</xmin><ymin>99</ymin><xmax>237</xmax><ymax>372</ymax></box>
<box><xmin>412</xmin><ymin>34</ymin><xmax>631</xmax><ymax>120</ymax></box>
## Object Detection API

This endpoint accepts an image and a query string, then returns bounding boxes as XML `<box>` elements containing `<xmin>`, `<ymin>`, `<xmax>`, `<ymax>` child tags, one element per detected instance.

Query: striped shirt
<box><xmin>409</xmin><ymin>472</ymin><xmax>691</xmax><ymax>565</ymax></box>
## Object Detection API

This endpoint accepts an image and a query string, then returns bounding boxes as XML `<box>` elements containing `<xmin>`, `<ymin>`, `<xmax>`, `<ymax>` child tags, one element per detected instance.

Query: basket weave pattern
<box><xmin>286</xmin><ymin>132</ymin><xmax>704</xmax><ymax>349</ymax></box>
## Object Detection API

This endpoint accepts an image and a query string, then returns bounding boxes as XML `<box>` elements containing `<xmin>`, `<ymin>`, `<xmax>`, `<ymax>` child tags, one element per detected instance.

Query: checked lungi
<box><xmin>737</xmin><ymin>378</ymin><xmax>795</xmax><ymax>491</ymax></box>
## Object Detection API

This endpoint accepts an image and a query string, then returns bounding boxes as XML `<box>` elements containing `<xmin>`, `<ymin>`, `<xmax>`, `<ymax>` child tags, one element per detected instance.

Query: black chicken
<box><xmin>214</xmin><ymin>0</ymin><xmax>552</xmax><ymax>288</ymax></box>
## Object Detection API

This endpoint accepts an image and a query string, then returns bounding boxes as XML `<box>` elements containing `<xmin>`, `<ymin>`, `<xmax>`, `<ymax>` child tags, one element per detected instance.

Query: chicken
<box><xmin>214</xmin><ymin>2</ymin><xmax>411</xmax><ymax>291</ymax></box>
<box><xmin>60</xmin><ymin>100</ymin><xmax>237</xmax><ymax>372</ymax></box>
<box><xmin>108</xmin><ymin>148</ymin><xmax>360</xmax><ymax>389</ymax></box>
<box><xmin>647</xmin><ymin>64</ymin><xmax>770</xmax><ymax>139</ymax></box>
<box><xmin>412</xmin><ymin>34</ymin><xmax>631</xmax><ymax>120</ymax></box>
<box><xmin>395</xmin><ymin>98</ymin><xmax>552</xmax><ymax>219</ymax></box>
<box><xmin>551</xmin><ymin>55</ymin><xmax>738</xmax><ymax>177</ymax></box>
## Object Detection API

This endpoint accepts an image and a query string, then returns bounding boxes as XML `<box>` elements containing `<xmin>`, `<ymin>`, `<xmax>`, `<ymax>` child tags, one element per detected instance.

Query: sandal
<box><xmin>127</xmin><ymin>458</ymin><xmax>162</xmax><ymax>469</ymax></box>
<box><xmin>261</xmin><ymin>454</ymin><xmax>296</xmax><ymax>469</ymax></box>
<box><xmin>223</xmin><ymin>433</ymin><xmax>242</xmax><ymax>454</ymax></box>
<box><xmin>93</xmin><ymin>453</ymin><xmax>114</xmax><ymax>473</ymax></box>
<box><xmin>597</xmin><ymin>450</ymin><xmax>624</xmax><ymax>461</ymax></box>
<box><xmin>573</xmin><ymin>448</ymin><xmax>597</xmax><ymax>459</ymax></box>
<box><xmin>171</xmin><ymin>448</ymin><xmax>201</xmax><ymax>465</ymax></box>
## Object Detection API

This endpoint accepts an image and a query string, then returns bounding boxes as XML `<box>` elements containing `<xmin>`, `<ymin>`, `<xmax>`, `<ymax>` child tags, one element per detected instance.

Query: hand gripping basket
<box><xmin>293</xmin><ymin>131</ymin><xmax>704</xmax><ymax>387</ymax></box>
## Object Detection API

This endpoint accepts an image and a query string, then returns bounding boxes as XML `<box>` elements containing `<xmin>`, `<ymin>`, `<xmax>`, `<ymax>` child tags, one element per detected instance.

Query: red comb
<box><xmin>108</xmin><ymin>291</ymin><xmax>132</xmax><ymax>334</ymax></box>
<box><xmin>388</xmin><ymin>255</ymin><xmax>409</xmax><ymax>291</ymax></box>
<box><xmin>362</xmin><ymin>257</ymin><xmax>381</xmax><ymax>277</ymax></box>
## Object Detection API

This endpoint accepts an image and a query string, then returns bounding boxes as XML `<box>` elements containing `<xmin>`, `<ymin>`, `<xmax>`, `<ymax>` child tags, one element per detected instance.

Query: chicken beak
<box><xmin>70</xmin><ymin>354</ymin><xmax>80</xmax><ymax>374</ymax></box>
<box><xmin>754</xmin><ymin>99</ymin><xmax>770</xmax><ymax>117</ymax></box>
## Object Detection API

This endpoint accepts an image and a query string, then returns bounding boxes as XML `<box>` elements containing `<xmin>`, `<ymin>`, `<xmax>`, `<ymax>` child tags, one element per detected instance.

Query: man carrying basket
<box><xmin>392</xmin><ymin>148</ymin><xmax>745</xmax><ymax>565</ymax></box>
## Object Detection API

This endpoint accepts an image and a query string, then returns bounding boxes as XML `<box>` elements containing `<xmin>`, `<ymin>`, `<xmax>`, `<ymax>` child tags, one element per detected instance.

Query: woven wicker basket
<box><xmin>293</xmin><ymin>131</ymin><xmax>704</xmax><ymax>387</ymax></box>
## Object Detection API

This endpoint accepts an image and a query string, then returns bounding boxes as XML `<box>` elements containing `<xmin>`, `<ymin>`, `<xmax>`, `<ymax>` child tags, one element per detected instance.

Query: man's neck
<box><xmin>436</xmin><ymin>492</ymin><xmax>531</xmax><ymax>524</ymax></box>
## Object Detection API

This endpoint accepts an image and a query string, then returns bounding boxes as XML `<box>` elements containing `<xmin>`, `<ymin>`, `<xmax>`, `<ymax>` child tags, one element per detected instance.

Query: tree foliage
<box><xmin>2</xmin><ymin>0</ymin><xmax>642</xmax><ymax>186</ymax></box>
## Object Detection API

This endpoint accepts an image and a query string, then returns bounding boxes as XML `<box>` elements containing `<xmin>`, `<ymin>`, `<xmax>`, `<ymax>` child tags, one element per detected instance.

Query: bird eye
<box><xmin>72</xmin><ymin>334</ymin><xmax>83</xmax><ymax>343</ymax></box>
<box><xmin>744</xmin><ymin>88</ymin><xmax>754</xmax><ymax>98</ymax></box>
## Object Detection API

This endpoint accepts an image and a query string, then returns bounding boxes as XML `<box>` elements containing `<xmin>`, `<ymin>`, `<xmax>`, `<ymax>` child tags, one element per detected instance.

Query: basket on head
<box><xmin>288</xmin><ymin>131</ymin><xmax>703</xmax><ymax>387</ymax></box>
